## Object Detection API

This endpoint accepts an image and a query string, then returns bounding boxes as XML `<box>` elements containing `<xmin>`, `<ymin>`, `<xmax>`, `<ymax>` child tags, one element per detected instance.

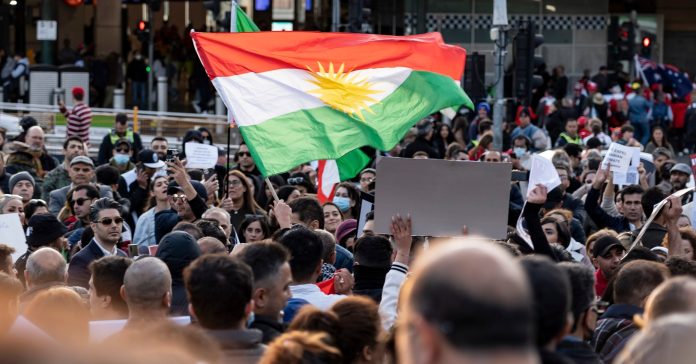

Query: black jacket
<box><xmin>402</xmin><ymin>137</ymin><xmax>440</xmax><ymax>159</ymax></box>
<box><xmin>68</xmin><ymin>239</ymin><xmax>127</xmax><ymax>289</ymax></box>
<box><xmin>557</xmin><ymin>337</ymin><xmax>602</xmax><ymax>364</ymax></box>
<box><xmin>155</xmin><ymin>231</ymin><xmax>202</xmax><ymax>316</ymax></box>
<box><xmin>249</xmin><ymin>315</ymin><xmax>285</xmax><ymax>344</ymax></box>
<box><xmin>154</xmin><ymin>195</ymin><xmax>208</xmax><ymax>243</ymax></box>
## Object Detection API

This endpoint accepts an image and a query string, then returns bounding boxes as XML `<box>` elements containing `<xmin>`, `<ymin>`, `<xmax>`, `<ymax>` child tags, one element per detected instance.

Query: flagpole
<box><xmin>231</xmin><ymin>0</ymin><xmax>238</xmax><ymax>32</ymax></box>
<box><xmin>225</xmin><ymin>1</ymin><xmax>238</xmax><ymax>196</ymax></box>
<box><xmin>266</xmin><ymin>177</ymin><xmax>280</xmax><ymax>202</ymax></box>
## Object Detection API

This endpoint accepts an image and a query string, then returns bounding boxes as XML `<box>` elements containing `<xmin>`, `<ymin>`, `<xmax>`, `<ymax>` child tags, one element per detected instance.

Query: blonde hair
<box><xmin>260</xmin><ymin>331</ymin><xmax>342</xmax><ymax>364</ymax></box>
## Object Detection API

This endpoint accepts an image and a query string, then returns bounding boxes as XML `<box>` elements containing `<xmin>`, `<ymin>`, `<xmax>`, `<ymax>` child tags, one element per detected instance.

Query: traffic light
<box><xmin>136</xmin><ymin>20</ymin><xmax>150</xmax><ymax>44</ymax></box>
<box><xmin>617</xmin><ymin>21</ymin><xmax>635</xmax><ymax>60</ymax></box>
<box><xmin>513</xmin><ymin>20</ymin><xmax>544</xmax><ymax>106</ymax></box>
<box><xmin>640</xmin><ymin>32</ymin><xmax>655</xmax><ymax>59</ymax></box>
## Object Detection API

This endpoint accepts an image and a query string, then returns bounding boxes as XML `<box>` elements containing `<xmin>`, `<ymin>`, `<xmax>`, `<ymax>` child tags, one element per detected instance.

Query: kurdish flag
<box><xmin>192</xmin><ymin>31</ymin><xmax>473</xmax><ymax>176</ymax></box>
<box><xmin>317</xmin><ymin>149</ymin><xmax>371</xmax><ymax>204</ymax></box>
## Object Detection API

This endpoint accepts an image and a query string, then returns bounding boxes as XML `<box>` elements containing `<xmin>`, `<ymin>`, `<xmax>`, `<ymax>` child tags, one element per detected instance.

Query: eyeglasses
<box><xmin>73</xmin><ymin>198</ymin><xmax>92</xmax><ymax>206</ymax></box>
<box><xmin>360</xmin><ymin>177</ymin><xmax>375</xmax><ymax>183</ymax></box>
<box><xmin>228</xmin><ymin>180</ymin><xmax>243</xmax><ymax>187</ymax></box>
<box><xmin>171</xmin><ymin>194</ymin><xmax>187</xmax><ymax>201</ymax></box>
<box><xmin>288</xmin><ymin>177</ymin><xmax>305</xmax><ymax>185</ymax></box>
<box><xmin>237</xmin><ymin>152</ymin><xmax>251</xmax><ymax>157</ymax></box>
<box><xmin>116</xmin><ymin>148</ymin><xmax>130</xmax><ymax>153</ymax></box>
<box><xmin>97</xmin><ymin>217</ymin><xmax>124</xmax><ymax>226</ymax></box>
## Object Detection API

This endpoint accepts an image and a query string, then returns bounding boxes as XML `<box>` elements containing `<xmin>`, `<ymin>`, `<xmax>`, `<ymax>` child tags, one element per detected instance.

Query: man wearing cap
<box><xmin>511</xmin><ymin>108</ymin><xmax>548</xmax><ymax>152</ymax></box>
<box><xmin>59</xmin><ymin>86</ymin><xmax>92</xmax><ymax>144</ymax></box>
<box><xmin>41</xmin><ymin>136</ymin><xmax>86</xmax><ymax>201</ymax></box>
<box><xmin>154</xmin><ymin>158</ymin><xmax>208</xmax><ymax>243</ymax></box>
<box><xmin>9</xmin><ymin>171</ymin><xmax>35</xmax><ymax>204</ymax></box>
<box><xmin>402</xmin><ymin>118</ymin><xmax>440</xmax><ymax>158</ymax></box>
<box><xmin>118</xmin><ymin>149</ymin><xmax>165</xmax><ymax>210</ymax></box>
<box><xmin>670</xmin><ymin>163</ymin><xmax>693</xmax><ymax>204</ymax></box>
<box><xmin>48</xmin><ymin>156</ymin><xmax>112</xmax><ymax>215</ymax></box>
<box><xmin>109</xmin><ymin>139</ymin><xmax>136</xmax><ymax>174</ymax></box>
<box><xmin>97</xmin><ymin>113</ymin><xmax>143</xmax><ymax>165</ymax></box>
<box><xmin>13</xmin><ymin>214</ymin><xmax>68</xmax><ymax>287</ymax></box>
<box><xmin>591</xmin><ymin>235</ymin><xmax>626</xmax><ymax>296</ymax></box>
<box><xmin>68</xmin><ymin>198</ymin><xmax>128</xmax><ymax>289</ymax></box>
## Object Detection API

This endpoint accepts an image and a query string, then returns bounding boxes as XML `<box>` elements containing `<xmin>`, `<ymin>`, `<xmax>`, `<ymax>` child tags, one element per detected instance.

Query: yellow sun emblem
<box><xmin>307</xmin><ymin>62</ymin><xmax>380</xmax><ymax>122</ymax></box>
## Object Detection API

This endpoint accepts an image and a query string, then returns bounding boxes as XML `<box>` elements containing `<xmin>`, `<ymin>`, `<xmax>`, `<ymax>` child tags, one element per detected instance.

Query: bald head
<box><xmin>26</xmin><ymin>126</ymin><xmax>45</xmax><ymax>149</ymax></box>
<box><xmin>197</xmin><ymin>237</ymin><xmax>227</xmax><ymax>255</ymax></box>
<box><xmin>122</xmin><ymin>258</ymin><xmax>172</xmax><ymax>312</ymax></box>
<box><xmin>644</xmin><ymin>277</ymin><xmax>696</xmax><ymax>324</ymax></box>
<box><xmin>398</xmin><ymin>239</ymin><xmax>534</xmax><ymax>362</ymax></box>
<box><xmin>25</xmin><ymin>247</ymin><xmax>67</xmax><ymax>287</ymax></box>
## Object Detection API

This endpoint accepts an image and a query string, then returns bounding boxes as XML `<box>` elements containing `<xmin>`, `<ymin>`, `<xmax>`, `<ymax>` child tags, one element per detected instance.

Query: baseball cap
<box><xmin>137</xmin><ymin>149</ymin><xmax>165</xmax><ymax>169</ymax></box>
<box><xmin>593</xmin><ymin>236</ymin><xmax>625</xmax><ymax>258</ymax></box>
<box><xmin>72</xmin><ymin>87</ymin><xmax>84</xmax><ymax>98</ymax></box>
<box><xmin>670</xmin><ymin>163</ymin><xmax>691</xmax><ymax>176</ymax></box>
<box><xmin>70</xmin><ymin>155</ymin><xmax>94</xmax><ymax>168</ymax></box>
<box><xmin>26</xmin><ymin>214</ymin><xmax>67</xmax><ymax>247</ymax></box>
<box><xmin>167</xmin><ymin>180</ymin><xmax>208</xmax><ymax>201</ymax></box>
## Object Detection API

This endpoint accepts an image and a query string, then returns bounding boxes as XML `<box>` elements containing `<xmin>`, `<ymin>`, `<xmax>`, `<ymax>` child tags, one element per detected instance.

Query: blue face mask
<box><xmin>333</xmin><ymin>196</ymin><xmax>351</xmax><ymax>212</ymax></box>
<box><xmin>246</xmin><ymin>312</ymin><xmax>255</xmax><ymax>328</ymax></box>
<box><xmin>513</xmin><ymin>147</ymin><xmax>527</xmax><ymax>157</ymax></box>
<box><xmin>113</xmin><ymin>153</ymin><xmax>130</xmax><ymax>165</ymax></box>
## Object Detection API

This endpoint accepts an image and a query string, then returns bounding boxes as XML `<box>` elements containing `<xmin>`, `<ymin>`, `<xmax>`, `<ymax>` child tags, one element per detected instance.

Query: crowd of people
<box><xmin>0</xmin><ymin>62</ymin><xmax>696</xmax><ymax>364</ymax></box>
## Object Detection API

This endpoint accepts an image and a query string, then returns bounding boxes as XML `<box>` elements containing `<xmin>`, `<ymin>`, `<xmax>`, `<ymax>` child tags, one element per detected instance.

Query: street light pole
<box><xmin>147</xmin><ymin>5</ymin><xmax>154</xmax><ymax>110</ymax></box>
<box><xmin>491</xmin><ymin>0</ymin><xmax>508</xmax><ymax>151</ymax></box>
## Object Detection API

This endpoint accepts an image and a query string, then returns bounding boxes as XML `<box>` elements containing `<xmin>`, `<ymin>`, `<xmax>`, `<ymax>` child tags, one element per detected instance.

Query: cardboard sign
<box><xmin>602</xmin><ymin>143</ymin><xmax>639</xmax><ymax>173</ymax></box>
<box><xmin>184</xmin><ymin>142</ymin><xmax>218</xmax><ymax>169</ymax></box>
<box><xmin>0</xmin><ymin>213</ymin><xmax>27</xmax><ymax>263</ymax></box>
<box><xmin>373</xmin><ymin>158</ymin><xmax>511</xmax><ymax>239</ymax></box>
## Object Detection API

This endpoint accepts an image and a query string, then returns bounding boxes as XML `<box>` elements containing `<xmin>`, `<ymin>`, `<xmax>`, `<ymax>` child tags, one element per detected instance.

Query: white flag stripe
<box><xmin>213</xmin><ymin>67</ymin><xmax>412</xmax><ymax>127</ymax></box>
<box><xmin>319</xmin><ymin>159</ymin><xmax>340</xmax><ymax>198</ymax></box>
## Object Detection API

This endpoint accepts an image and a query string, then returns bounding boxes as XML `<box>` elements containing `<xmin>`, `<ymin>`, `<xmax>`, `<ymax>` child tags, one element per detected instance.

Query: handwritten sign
<box><xmin>184</xmin><ymin>142</ymin><xmax>218</xmax><ymax>169</ymax></box>
<box><xmin>0</xmin><ymin>213</ymin><xmax>27</xmax><ymax>262</ymax></box>
<box><xmin>37</xmin><ymin>20</ymin><xmax>57</xmax><ymax>41</ymax></box>
<box><xmin>613</xmin><ymin>147</ymin><xmax>641</xmax><ymax>186</ymax></box>
<box><xmin>602</xmin><ymin>143</ymin><xmax>638</xmax><ymax>173</ymax></box>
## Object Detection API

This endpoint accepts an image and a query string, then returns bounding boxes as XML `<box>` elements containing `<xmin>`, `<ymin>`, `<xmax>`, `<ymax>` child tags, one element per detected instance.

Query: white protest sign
<box><xmin>527</xmin><ymin>154</ymin><xmax>561</xmax><ymax>196</ymax></box>
<box><xmin>184</xmin><ymin>142</ymin><xmax>218</xmax><ymax>169</ymax></box>
<box><xmin>613</xmin><ymin>147</ymin><xmax>641</xmax><ymax>186</ymax></box>
<box><xmin>0</xmin><ymin>213</ymin><xmax>27</xmax><ymax>262</ymax></box>
<box><xmin>602</xmin><ymin>143</ymin><xmax>636</xmax><ymax>173</ymax></box>
<box><xmin>37</xmin><ymin>20</ymin><xmax>57</xmax><ymax>41</ymax></box>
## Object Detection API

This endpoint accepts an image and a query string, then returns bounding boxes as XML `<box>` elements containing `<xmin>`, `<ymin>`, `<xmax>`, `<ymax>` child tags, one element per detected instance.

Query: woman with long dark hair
<box><xmin>222</xmin><ymin>170</ymin><xmax>266</xmax><ymax>231</ymax></box>
<box><xmin>644</xmin><ymin>126</ymin><xmax>674</xmax><ymax>154</ymax></box>
<box><xmin>433</xmin><ymin>124</ymin><xmax>454</xmax><ymax>159</ymax></box>
<box><xmin>239</xmin><ymin>215</ymin><xmax>271</xmax><ymax>243</ymax></box>
<box><xmin>333</xmin><ymin>182</ymin><xmax>360</xmax><ymax>221</ymax></box>
<box><xmin>133</xmin><ymin>175</ymin><xmax>170</xmax><ymax>251</ymax></box>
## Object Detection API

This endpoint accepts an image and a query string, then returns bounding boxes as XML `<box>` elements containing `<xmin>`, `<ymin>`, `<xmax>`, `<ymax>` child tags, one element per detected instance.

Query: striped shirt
<box><xmin>63</xmin><ymin>102</ymin><xmax>92</xmax><ymax>143</ymax></box>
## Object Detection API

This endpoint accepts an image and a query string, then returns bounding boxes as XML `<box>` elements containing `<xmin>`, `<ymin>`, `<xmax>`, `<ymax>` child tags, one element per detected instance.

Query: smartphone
<box><xmin>166</xmin><ymin>149</ymin><xmax>179</xmax><ymax>162</ymax></box>
<box><xmin>128</xmin><ymin>244</ymin><xmax>139</xmax><ymax>257</ymax></box>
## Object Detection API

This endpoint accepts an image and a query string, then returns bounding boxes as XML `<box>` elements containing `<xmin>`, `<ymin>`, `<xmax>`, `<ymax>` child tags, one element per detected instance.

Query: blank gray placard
<box><xmin>374</xmin><ymin>158</ymin><xmax>511</xmax><ymax>239</ymax></box>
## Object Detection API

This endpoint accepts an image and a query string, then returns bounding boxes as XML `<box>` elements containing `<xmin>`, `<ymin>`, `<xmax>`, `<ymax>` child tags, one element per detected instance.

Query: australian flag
<box><xmin>637</xmin><ymin>56</ymin><xmax>693</xmax><ymax>99</ymax></box>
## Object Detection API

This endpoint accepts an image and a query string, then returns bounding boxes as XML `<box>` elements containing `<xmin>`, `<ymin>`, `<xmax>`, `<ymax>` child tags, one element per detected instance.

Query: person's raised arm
<box><xmin>664</xmin><ymin>196</ymin><xmax>684</xmax><ymax>256</ymax></box>
<box><xmin>523</xmin><ymin>184</ymin><xmax>555</xmax><ymax>260</ymax></box>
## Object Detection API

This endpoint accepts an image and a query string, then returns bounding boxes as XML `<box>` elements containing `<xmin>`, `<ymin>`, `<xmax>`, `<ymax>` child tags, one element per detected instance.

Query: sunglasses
<box><xmin>73</xmin><ymin>198</ymin><xmax>92</xmax><ymax>206</ymax></box>
<box><xmin>97</xmin><ymin>217</ymin><xmax>124</xmax><ymax>226</ymax></box>
<box><xmin>288</xmin><ymin>177</ymin><xmax>305</xmax><ymax>185</ymax></box>
<box><xmin>1</xmin><ymin>194</ymin><xmax>23</xmax><ymax>201</ymax></box>
<box><xmin>237</xmin><ymin>152</ymin><xmax>251</xmax><ymax>157</ymax></box>
<box><xmin>171</xmin><ymin>194</ymin><xmax>188</xmax><ymax>201</ymax></box>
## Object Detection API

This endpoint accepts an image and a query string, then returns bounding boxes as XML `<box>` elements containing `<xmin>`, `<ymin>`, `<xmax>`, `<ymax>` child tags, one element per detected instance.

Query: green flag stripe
<box><xmin>236</xmin><ymin>6</ymin><xmax>260</xmax><ymax>32</ymax></box>
<box><xmin>240</xmin><ymin>70</ymin><xmax>473</xmax><ymax>176</ymax></box>
<box><xmin>337</xmin><ymin>149</ymin><xmax>371</xmax><ymax>181</ymax></box>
